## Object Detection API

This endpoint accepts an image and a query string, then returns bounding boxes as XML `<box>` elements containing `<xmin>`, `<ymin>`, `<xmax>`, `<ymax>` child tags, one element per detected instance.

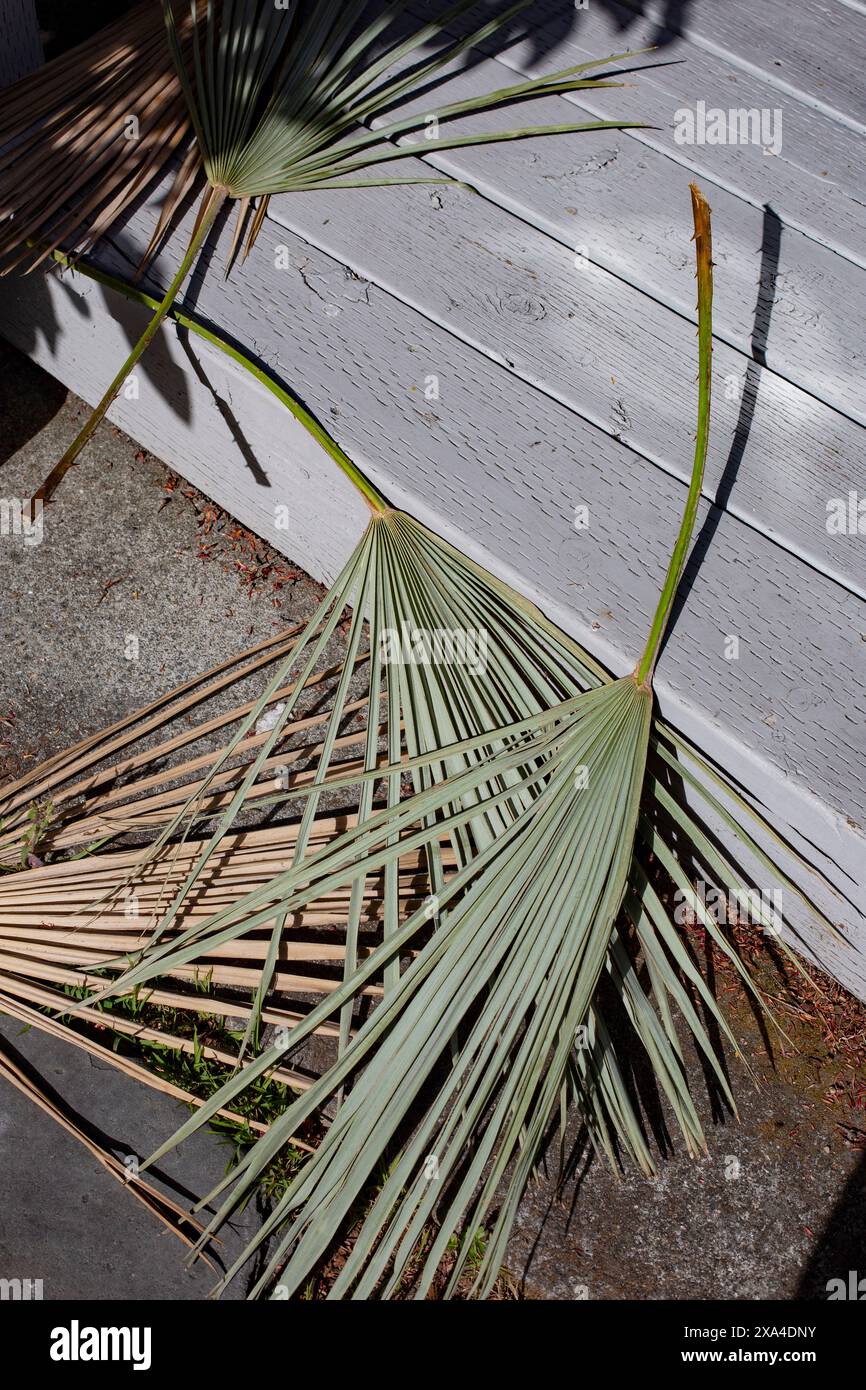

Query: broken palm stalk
<box><xmin>3</xmin><ymin>186</ymin><xmax>850</xmax><ymax>1297</ymax></box>
<box><xmin>0</xmin><ymin>0</ymin><xmax>648</xmax><ymax>507</ymax></box>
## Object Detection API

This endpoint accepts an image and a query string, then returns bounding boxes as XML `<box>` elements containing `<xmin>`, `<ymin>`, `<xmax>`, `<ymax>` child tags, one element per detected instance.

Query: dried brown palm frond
<box><xmin>0</xmin><ymin>825</ymin><xmax>439</xmax><ymax>1032</ymax></box>
<box><xmin>0</xmin><ymin>617</ymin><xmax>358</xmax><ymax>1224</ymax></box>
<box><xmin>0</xmin><ymin>611</ymin><xmax>423</xmax><ymax>1093</ymax></box>
<box><xmin>0</xmin><ymin>1</ymin><xmax>198</xmax><ymax>277</ymax></box>
<box><xmin>0</xmin><ymin>584</ymin><xmax>455</xmax><ymax>1232</ymax></box>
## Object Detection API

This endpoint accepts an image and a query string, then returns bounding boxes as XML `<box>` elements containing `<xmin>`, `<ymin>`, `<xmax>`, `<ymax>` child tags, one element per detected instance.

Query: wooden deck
<box><xmin>2</xmin><ymin>1</ymin><xmax>865</xmax><ymax>996</ymax></box>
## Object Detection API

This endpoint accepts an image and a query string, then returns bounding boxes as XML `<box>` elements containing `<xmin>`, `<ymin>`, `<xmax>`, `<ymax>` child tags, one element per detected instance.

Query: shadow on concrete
<box><xmin>0</xmin><ymin>1032</ymin><xmax>204</xmax><ymax>1213</ymax></box>
<box><xmin>0</xmin><ymin>332</ymin><xmax>67</xmax><ymax>468</ymax></box>
<box><xmin>797</xmin><ymin>1151</ymin><xmax>866</xmax><ymax>1299</ymax></box>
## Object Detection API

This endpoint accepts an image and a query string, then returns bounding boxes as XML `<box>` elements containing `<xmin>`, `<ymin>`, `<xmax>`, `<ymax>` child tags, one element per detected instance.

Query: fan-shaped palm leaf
<box><xmin>0</xmin><ymin>0</ymin><xmax>648</xmax><ymax>505</ymax></box>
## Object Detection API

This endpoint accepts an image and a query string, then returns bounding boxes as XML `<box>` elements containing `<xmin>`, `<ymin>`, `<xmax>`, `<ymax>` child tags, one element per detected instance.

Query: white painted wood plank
<box><xmin>3</xmin><ymin>259</ymin><xmax>864</xmax><ymax>999</ymax></box>
<box><xmin>364</xmin><ymin>54</ymin><xmax>866</xmax><ymax>432</ymax></box>
<box><xmin>616</xmin><ymin>0</ymin><xmax>866</xmax><ymax>127</ymax></box>
<box><xmin>413</xmin><ymin>0</ymin><xmax>866</xmax><ymax>264</ymax></box>
<box><xmin>109</xmin><ymin>176</ymin><xmax>866</xmax><ymax>602</ymax></box>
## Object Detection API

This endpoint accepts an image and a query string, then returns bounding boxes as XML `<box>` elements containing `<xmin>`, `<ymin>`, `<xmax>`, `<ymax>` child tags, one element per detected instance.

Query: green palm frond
<box><xmin>0</xmin><ymin>0</ymin><xmax>648</xmax><ymax>504</ymax></box>
<box><xmin>75</xmin><ymin>516</ymin><xmax>829</xmax><ymax>1295</ymax></box>
<box><xmin>0</xmin><ymin>509</ymin><xmax>832</xmax><ymax>1286</ymax></box>
<box><xmin>163</xmin><ymin>0</ymin><xmax>640</xmax><ymax>201</ymax></box>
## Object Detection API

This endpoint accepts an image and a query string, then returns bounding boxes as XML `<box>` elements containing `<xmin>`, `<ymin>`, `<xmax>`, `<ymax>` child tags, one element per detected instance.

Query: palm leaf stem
<box><xmin>42</xmin><ymin>245</ymin><xmax>391</xmax><ymax>513</ymax></box>
<box><xmin>635</xmin><ymin>185</ymin><xmax>712</xmax><ymax>685</ymax></box>
<box><xmin>31</xmin><ymin>185</ymin><xmax>227</xmax><ymax>509</ymax></box>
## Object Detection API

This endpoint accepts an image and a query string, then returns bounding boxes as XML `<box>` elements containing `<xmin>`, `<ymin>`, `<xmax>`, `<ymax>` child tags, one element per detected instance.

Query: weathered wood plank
<box><xmin>412</xmin><ymin>0</ymin><xmax>866</xmax><ymax>264</ymax></box>
<box><xmin>362</xmin><ymin>54</ymin><xmax>866</xmax><ymax>432</ymax></box>
<box><xmin>616</xmin><ymin>0</ymin><xmax>866</xmax><ymax>126</ymax></box>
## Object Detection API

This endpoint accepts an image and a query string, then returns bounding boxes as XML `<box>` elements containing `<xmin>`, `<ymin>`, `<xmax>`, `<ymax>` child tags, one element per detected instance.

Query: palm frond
<box><xmin>0</xmin><ymin>0</ymin><xmax>647</xmax><ymax>502</ymax></box>
<box><xmin>71</xmin><ymin>521</ymin><xmax>831</xmax><ymax>1296</ymax></box>
<box><xmin>0</xmin><ymin>513</ymin><xmax>830</xmax><ymax>1287</ymax></box>
<box><xmin>0</xmin><ymin>2</ymin><xmax>197</xmax><ymax>276</ymax></box>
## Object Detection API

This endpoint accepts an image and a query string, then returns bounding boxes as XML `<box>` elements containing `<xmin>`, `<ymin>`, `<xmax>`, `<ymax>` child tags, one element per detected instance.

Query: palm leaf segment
<box><xmin>0</xmin><ymin>3</ymin><xmax>196</xmax><ymax>276</ymax></box>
